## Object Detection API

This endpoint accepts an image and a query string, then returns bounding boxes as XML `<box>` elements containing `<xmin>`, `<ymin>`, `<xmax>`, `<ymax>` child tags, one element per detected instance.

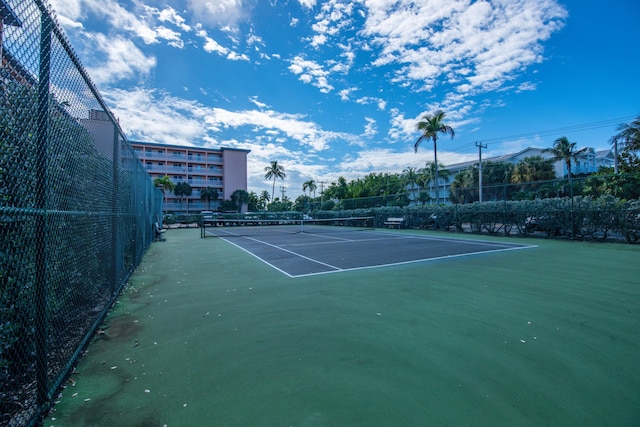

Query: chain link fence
<box><xmin>1</xmin><ymin>1</ymin><xmax>163</xmax><ymax>425</ymax></box>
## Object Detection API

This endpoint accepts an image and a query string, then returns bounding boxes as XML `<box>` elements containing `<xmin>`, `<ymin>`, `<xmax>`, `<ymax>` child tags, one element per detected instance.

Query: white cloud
<box><xmin>227</xmin><ymin>51</ymin><xmax>250</xmax><ymax>61</ymax></box>
<box><xmin>104</xmin><ymin>88</ymin><xmax>350</xmax><ymax>152</ymax></box>
<box><xmin>298</xmin><ymin>0</ymin><xmax>317</xmax><ymax>9</ymax></box>
<box><xmin>362</xmin><ymin>117</ymin><xmax>377</xmax><ymax>138</ymax></box>
<box><xmin>355</xmin><ymin>96</ymin><xmax>387</xmax><ymax>111</ymax></box>
<box><xmin>50</xmin><ymin>0</ymin><xmax>189</xmax><ymax>47</ymax></box>
<box><xmin>360</xmin><ymin>0</ymin><xmax>566</xmax><ymax>95</ymax></box>
<box><xmin>187</xmin><ymin>0</ymin><xmax>251</xmax><ymax>27</ymax></box>
<box><xmin>84</xmin><ymin>34</ymin><xmax>157</xmax><ymax>85</ymax></box>
<box><xmin>156</xmin><ymin>7</ymin><xmax>191</xmax><ymax>32</ymax></box>
<box><xmin>308</xmin><ymin>0</ymin><xmax>356</xmax><ymax>48</ymax></box>
<box><xmin>339</xmin><ymin>87</ymin><xmax>357</xmax><ymax>101</ymax></box>
<box><xmin>53</xmin><ymin>14</ymin><xmax>85</xmax><ymax>29</ymax></box>
<box><xmin>104</xmin><ymin>88</ymin><xmax>206</xmax><ymax>145</ymax></box>
<box><xmin>203</xmin><ymin>40</ymin><xmax>229</xmax><ymax>55</ymax></box>
<box><xmin>517</xmin><ymin>81</ymin><xmax>537</xmax><ymax>92</ymax></box>
<box><xmin>288</xmin><ymin>55</ymin><xmax>334</xmax><ymax>93</ymax></box>
<box><xmin>156</xmin><ymin>27</ymin><xmax>184</xmax><ymax>48</ymax></box>
<box><xmin>249</xmin><ymin>96</ymin><xmax>269</xmax><ymax>109</ymax></box>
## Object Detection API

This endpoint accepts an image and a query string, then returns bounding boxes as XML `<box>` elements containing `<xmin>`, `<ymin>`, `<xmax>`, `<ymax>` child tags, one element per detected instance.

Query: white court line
<box><xmin>218</xmin><ymin>230</ymin><xmax>538</xmax><ymax>278</ymax></box>
<box><xmin>291</xmin><ymin>244</ymin><xmax>537</xmax><ymax>278</ymax></box>
<box><xmin>221</xmin><ymin>235</ymin><xmax>342</xmax><ymax>277</ymax></box>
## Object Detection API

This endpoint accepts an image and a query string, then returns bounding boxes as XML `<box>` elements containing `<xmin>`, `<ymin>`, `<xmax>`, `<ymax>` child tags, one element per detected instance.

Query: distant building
<box><xmin>130</xmin><ymin>141</ymin><xmax>250</xmax><ymax>213</ymax></box>
<box><xmin>416</xmin><ymin>146</ymin><xmax>614</xmax><ymax>204</ymax></box>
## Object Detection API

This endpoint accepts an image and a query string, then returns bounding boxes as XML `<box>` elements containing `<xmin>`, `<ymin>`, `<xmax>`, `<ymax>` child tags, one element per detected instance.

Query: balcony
<box><xmin>141</xmin><ymin>152</ymin><xmax>167</xmax><ymax>160</ymax></box>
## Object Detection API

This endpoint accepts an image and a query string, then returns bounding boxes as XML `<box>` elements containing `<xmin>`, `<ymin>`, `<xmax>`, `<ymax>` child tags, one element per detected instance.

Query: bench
<box><xmin>384</xmin><ymin>217</ymin><xmax>405</xmax><ymax>229</ymax></box>
<box><xmin>154</xmin><ymin>222</ymin><xmax>166</xmax><ymax>241</ymax></box>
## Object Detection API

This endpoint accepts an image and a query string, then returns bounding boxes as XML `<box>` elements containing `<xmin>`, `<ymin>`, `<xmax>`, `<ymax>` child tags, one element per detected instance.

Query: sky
<box><xmin>48</xmin><ymin>0</ymin><xmax>640</xmax><ymax>199</ymax></box>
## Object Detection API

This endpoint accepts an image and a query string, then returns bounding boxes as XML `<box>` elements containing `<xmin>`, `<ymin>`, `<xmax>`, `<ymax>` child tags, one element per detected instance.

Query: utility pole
<box><xmin>476</xmin><ymin>142</ymin><xmax>487</xmax><ymax>202</ymax></box>
<box><xmin>319</xmin><ymin>181</ymin><xmax>325</xmax><ymax>208</ymax></box>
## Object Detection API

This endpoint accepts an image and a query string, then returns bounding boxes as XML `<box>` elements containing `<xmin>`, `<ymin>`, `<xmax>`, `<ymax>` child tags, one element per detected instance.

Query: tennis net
<box><xmin>201</xmin><ymin>216</ymin><xmax>375</xmax><ymax>238</ymax></box>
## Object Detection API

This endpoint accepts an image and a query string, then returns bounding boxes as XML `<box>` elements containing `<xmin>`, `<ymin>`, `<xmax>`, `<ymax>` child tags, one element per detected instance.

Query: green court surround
<box><xmin>46</xmin><ymin>228</ymin><xmax>640</xmax><ymax>426</ymax></box>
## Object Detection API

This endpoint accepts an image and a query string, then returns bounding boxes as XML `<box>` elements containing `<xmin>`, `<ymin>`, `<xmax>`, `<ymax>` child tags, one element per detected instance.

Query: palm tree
<box><xmin>543</xmin><ymin>136</ymin><xmax>587</xmax><ymax>238</ymax></box>
<box><xmin>303</xmin><ymin>179</ymin><xmax>317</xmax><ymax>198</ymax></box>
<box><xmin>231</xmin><ymin>189</ymin><xmax>249</xmax><ymax>213</ymax></box>
<box><xmin>511</xmin><ymin>156</ymin><xmax>555</xmax><ymax>183</ymax></box>
<box><xmin>303</xmin><ymin>179</ymin><xmax>317</xmax><ymax>210</ymax></box>
<box><xmin>173</xmin><ymin>182</ymin><xmax>192</xmax><ymax>213</ymax></box>
<box><xmin>415</xmin><ymin>110</ymin><xmax>455</xmax><ymax>204</ymax></box>
<box><xmin>200</xmin><ymin>187</ymin><xmax>219</xmax><ymax>210</ymax></box>
<box><xmin>258</xmin><ymin>190</ymin><xmax>270</xmax><ymax>210</ymax></box>
<box><xmin>264</xmin><ymin>161</ymin><xmax>286</xmax><ymax>201</ymax></box>
<box><xmin>153</xmin><ymin>175</ymin><xmax>175</xmax><ymax>208</ymax></box>
<box><xmin>402</xmin><ymin>167</ymin><xmax>419</xmax><ymax>203</ymax></box>
<box><xmin>610</xmin><ymin>115</ymin><xmax>640</xmax><ymax>173</ymax></box>
<box><xmin>419</xmin><ymin>161</ymin><xmax>449</xmax><ymax>203</ymax></box>
<box><xmin>543</xmin><ymin>136</ymin><xmax>588</xmax><ymax>189</ymax></box>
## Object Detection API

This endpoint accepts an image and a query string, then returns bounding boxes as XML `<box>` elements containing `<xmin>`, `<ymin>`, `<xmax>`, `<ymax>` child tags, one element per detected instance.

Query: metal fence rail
<box><xmin>1</xmin><ymin>1</ymin><xmax>163</xmax><ymax>425</ymax></box>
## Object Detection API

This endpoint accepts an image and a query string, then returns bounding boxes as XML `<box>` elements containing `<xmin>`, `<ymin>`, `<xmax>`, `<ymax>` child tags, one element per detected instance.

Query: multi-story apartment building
<box><xmin>131</xmin><ymin>141</ymin><xmax>250</xmax><ymax>213</ymax></box>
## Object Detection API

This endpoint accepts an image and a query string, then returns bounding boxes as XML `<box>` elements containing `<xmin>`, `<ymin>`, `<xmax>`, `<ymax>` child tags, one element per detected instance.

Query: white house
<box><xmin>411</xmin><ymin>147</ymin><xmax>614</xmax><ymax>204</ymax></box>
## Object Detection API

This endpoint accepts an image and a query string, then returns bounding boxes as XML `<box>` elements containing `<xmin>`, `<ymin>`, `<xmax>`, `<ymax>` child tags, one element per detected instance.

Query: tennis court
<box><xmin>207</xmin><ymin>220</ymin><xmax>535</xmax><ymax>277</ymax></box>
<box><xmin>46</xmin><ymin>228</ymin><xmax>640</xmax><ymax>427</ymax></box>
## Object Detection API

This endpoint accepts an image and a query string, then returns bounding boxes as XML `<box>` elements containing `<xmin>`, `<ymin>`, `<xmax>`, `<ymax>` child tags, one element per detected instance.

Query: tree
<box><xmin>258</xmin><ymin>190</ymin><xmax>270</xmax><ymax>210</ymax></box>
<box><xmin>511</xmin><ymin>156</ymin><xmax>556</xmax><ymax>183</ymax></box>
<box><xmin>419</xmin><ymin>161</ymin><xmax>449</xmax><ymax>203</ymax></box>
<box><xmin>414</xmin><ymin>110</ymin><xmax>455</xmax><ymax>204</ymax></box>
<box><xmin>264</xmin><ymin>161</ymin><xmax>286</xmax><ymax>201</ymax></box>
<box><xmin>302</xmin><ymin>179</ymin><xmax>317</xmax><ymax>211</ymax></box>
<box><xmin>154</xmin><ymin>175</ymin><xmax>175</xmax><ymax>207</ymax></box>
<box><xmin>247</xmin><ymin>191</ymin><xmax>259</xmax><ymax>211</ymax></box>
<box><xmin>402</xmin><ymin>167</ymin><xmax>419</xmax><ymax>204</ymax></box>
<box><xmin>479</xmin><ymin>161</ymin><xmax>514</xmax><ymax>201</ymax></box>
<box><xmin>199</xmin><ymin>186</ymin><xmax>219</xmax><ymax>210</ymax></box>
<box><xmin>449</xmin><ymin>167</ymin><xmax>478</xmax><ymax>204</ymax></box>
<box><xmin>173</xmin><ymin>182</ymin><xmax>192</xmax><ymax>213</ymax></box>
<box><xmin>610</xmin><ymin>115</ymin><xmax>640</xmax><ymax>173</ymax></box>
<box><xmin>543</xmin><ymin>136</ymin><xmax>588</xmax><ymax>189</ymax></box>
<box><xmin>231</xmin><ymin>189</ymin><xmax>249</xmax><ymax>213</ymax></box>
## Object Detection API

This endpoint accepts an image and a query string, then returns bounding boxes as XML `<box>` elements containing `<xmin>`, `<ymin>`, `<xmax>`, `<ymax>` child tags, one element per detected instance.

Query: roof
<box><xmin>445</xmin><ymin>146</ymin><xmax>612</xmax><ymax>170</ymax></box>
<box><xmin>130</xmin><ymin>140</ymin><xmax>250</xmax><ymax>154</ymax></box>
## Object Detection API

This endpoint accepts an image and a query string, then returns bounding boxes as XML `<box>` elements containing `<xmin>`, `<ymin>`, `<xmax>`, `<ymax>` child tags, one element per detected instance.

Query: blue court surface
<box><xmin>218</xmin><ymin>229</ymin><xmax>536</xmax><ymax>277</ymax></box>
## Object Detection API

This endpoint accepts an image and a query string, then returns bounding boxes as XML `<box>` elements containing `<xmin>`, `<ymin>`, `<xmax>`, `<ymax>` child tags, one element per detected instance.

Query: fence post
<box><xmin>111</xmin><ymin>131</ymin><xmax>121</xmax><ymax>295</ymax></box>
<box><xmin>35</xmin><ymin>7</ymin><xmax>52</xmax><ymax>408</ymax></box>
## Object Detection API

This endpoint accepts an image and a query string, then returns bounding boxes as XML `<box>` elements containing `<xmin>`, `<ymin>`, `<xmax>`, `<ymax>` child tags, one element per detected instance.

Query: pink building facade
<box><xmin>131</xmin><ymin>141</ymin><xmax>250</xmax><ymax>213</ymax></box>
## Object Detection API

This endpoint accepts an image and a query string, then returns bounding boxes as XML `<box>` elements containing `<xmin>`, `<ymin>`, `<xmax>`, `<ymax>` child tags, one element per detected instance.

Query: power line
<box><xmin>408</xmin><ymin>115</ymin><xmax>635</xmax><ymax>166</ymax></box>
<box><xmin>479</xmin><ymin>115</ymin><xmax>634</xmax><ymax>144</ymax></box>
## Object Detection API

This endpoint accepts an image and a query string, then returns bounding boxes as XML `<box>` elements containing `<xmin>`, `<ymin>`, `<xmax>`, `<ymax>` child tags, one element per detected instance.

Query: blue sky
<box><xmin>49</xmin><ymin>0</ymin><xmax>639</xmax><ymax>199</ymax></box>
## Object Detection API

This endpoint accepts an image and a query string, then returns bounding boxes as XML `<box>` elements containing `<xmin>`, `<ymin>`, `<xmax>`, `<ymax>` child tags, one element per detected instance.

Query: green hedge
<box><xmin>314</xmin><ymin>196</ymin><xmax>640</xmax><ymax>243</ymax></box>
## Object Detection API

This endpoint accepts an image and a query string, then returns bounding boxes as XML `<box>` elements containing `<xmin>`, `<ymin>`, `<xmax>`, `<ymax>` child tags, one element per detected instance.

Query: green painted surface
<box><xmin>46</xmin><ymin>229</ymin><xmax>640</xmax><ymax>426</ymax></box>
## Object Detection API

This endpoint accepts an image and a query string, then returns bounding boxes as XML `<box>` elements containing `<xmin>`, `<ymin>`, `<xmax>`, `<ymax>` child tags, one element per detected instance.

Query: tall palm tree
<box><xmin>543</xmin><ymin>136</ymin><xmax>588</xmax><ymax>189</ymax></box>
<box><xmin>264</xmin><ymin>161</ymin><xmax>286</xmax><ymax>201</ymax></box>
<box><xmin>415</xmin><ymin>110</ymin><xmax>455</xmax><ymax>204</ymax></box>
